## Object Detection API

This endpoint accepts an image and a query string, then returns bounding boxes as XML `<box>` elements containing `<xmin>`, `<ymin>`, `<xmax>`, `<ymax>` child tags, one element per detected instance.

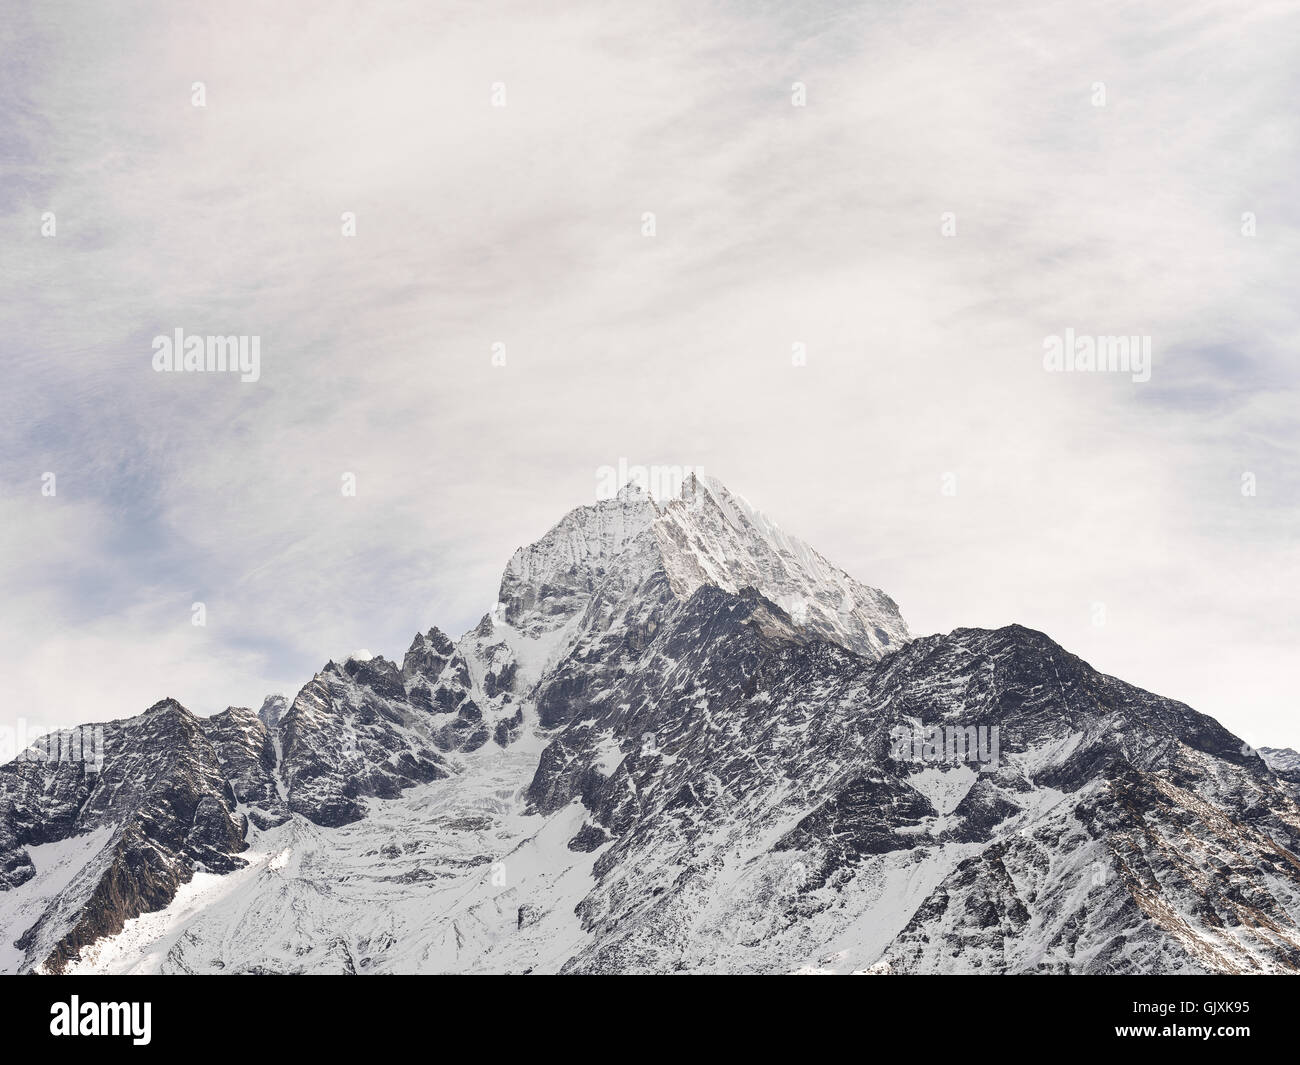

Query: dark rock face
<box><xmin>397</xmin><ymin>628</ymin><xmax>482</xmax><ymax>727</ymax></box>
<box><xmin>256</xmin><ymin>693</ymin><xmax>287</xmax><ymax>731</ymax></box>
<box><xmin>0</xmin><ymin>804</ymin><xmax>34</xmax><ymax>890</ymax></box>
<box><xmin>430</xmin><ymin>699</ymin><xmax>489</xmax><ymax>754</ymax></box>
<box><xmin>202</xmin><ymin>707</ymin><xmax>290</xmax><ymax>830</ymax></box>
<box><xmin>0</xmin><ymin>699</ymin><xmax>249</xmax><ymax>972</ymax></box>
<box><xmin>401</xmin><ymin>626</ymin><xmax>456</xmax><ymax>680</ymax></box>
<box><xmin>530</xmin><ymin>559</ymin><xmax>678</xmax><ymax>731</ymax></box>
<box><xmin>527</xmin><ymin>584</ymin><xmax>832</xmax><ymax>819</ymax></box>
<box><xmin>211</xmin><ymin>630</ymin><xmax>499</xmax><ymax>832</ymax></box>
<box><xmin>515</xmin><ymin>596</ymin><xmax>1300</xmax><ymax>974</ymax></box>
<box><xmin>493</xmin><ymin>707</ymin><xmax>524</xmax><ymax>748</ymax></box>
<box><xmin>1260</xmin><ymin>747</ymin><xmax>1300</xmax><ymax>802</ymax></box>
<box><xmin>276</xmin><ymin>664</ymin><xmax>455</xmax><ymax>827</ymax></box>
<box><xmin>777</xmin><ymin>773</ymin><xmax>938</xmax><ymax>860</ymax></box>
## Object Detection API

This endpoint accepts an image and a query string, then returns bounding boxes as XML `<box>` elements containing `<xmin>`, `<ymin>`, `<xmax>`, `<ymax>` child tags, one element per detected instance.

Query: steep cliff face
<box><xmin>3</xmin><ymin>478</ymin><xmax>1297</xmax><ymax>975</ymax></box>
<box><xmin>653</xmin><ymin>475</ymin><xmax>908</xmax><ymax>658</ymax></box>
<box><xmin>1261</xmin><ymin>747</ymin><xmax>1300</xmax><ymax>802</ymax></box>
<box><xmin>203</xmin><ymin>707</ymin><xmax>289</xmax><ymax>831</ymax></box>
<box><xmin>525</xmin><ymin>618</ymin><xmax>1300</xmax><ymax>974</ymax></box>
<box><xmin>0</xmin><ymin>700</ymin><xmax>249</xmax><ymax>973</ymax></box>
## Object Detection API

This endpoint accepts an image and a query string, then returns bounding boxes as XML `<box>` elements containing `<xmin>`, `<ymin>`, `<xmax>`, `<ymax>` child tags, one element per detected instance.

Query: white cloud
<box><xmin>1</xmin><ymin>0</ymin><xmax>1296</xmax><ymax>743</ymax></box>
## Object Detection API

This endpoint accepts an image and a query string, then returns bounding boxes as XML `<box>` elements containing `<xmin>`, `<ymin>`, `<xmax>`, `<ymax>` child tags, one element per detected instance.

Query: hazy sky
<box><xmin>2</xmin><ymin>0</ymin><xmax>1297</xmax><ymax>750</ymax></box>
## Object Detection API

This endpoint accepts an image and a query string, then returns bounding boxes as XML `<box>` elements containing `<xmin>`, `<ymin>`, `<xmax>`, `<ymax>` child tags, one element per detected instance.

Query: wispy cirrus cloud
<box><xmin>1</xmin><ymin>0</ymin><xmax>1297</xmax><ymax>744</ymax></box>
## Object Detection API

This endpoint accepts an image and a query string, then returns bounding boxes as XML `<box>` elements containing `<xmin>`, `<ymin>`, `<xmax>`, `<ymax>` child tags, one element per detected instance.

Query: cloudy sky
<box><xmin>2</xmin><ymin>0</ymin><xmax>1297</xmax><ymax>750</ymax></box>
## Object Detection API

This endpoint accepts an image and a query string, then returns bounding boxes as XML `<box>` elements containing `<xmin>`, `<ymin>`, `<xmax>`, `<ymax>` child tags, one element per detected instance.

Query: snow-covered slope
<box><xmin>499</xmin><ymin>482</ymin><xmax>659</xmax><ymax>640</ymax></box>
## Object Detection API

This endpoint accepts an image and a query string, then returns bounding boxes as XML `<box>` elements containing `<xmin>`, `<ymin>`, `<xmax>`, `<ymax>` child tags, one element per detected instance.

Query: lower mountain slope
<box><xmin>3</xmin><ymin>478</ymin><xmax>1295</xmax><ymax>974</ymax></box>
<box><xmin>6</xmin><ymin>590</ymin><xmax>1297</xmax><ymax>974</ymax></box>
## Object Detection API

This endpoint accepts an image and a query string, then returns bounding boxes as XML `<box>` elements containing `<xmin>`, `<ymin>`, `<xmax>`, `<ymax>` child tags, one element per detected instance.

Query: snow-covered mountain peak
<box><xmin>498</xmin><ymin>487</ymin><xmax>659</xmax><ymax>638</ymax></box>
<box><xmin>490</xmin><ymin>473</ymin><xmax>908</xmax><ymax>662</ymax></box>
<box><xmin>256</xmin><ymin>693</ymin><xmax>288</xmax><ymax>731</ymax></box>
<box><xmin>614</xmin><ymin>480</ymin><xmax>654</xmax><ymax>505</ymax></box>
<box><xmin>652</xmin><ymin>475</ymin><xmax>910</xmax><ymax>659</ymax></box>
<box><xmin>142</xmin><ymin>696</ymin><xmax>193</xmax><ymax>721</ymax></box>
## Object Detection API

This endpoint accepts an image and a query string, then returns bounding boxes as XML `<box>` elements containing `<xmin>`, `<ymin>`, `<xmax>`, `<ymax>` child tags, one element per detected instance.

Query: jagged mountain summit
<box><xmin>3</xmin><ymin>476</ymin><xmax>1299</xmax><ymax>975</ymax></box>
